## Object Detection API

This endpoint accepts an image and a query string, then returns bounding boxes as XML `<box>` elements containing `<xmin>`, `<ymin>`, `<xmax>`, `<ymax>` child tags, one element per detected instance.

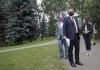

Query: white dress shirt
<box><xmin>85</xmin><ymin>24</ymin><xmax>88</xmax><ymax>33</ymax></box>
<box><xmin>59</xmin><ymin>21</ymin><xmax>63</xmax><ymax>29</ymax></box>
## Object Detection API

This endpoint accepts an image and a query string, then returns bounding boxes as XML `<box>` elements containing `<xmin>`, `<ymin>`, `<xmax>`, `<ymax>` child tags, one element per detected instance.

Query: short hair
<box><xmin>60</xmin><ymin>12</ymin><xmax>65</xmax><ymax>17</ymax></box>
<box><xmin>68</xmin><ymin>7</ymin><xmax>74</xmax><ymax>10</ymax></box>
<box><xmin>68</xmin><ymin>6</ymin><xmax>75</xmax><ymax>12</ymax></box>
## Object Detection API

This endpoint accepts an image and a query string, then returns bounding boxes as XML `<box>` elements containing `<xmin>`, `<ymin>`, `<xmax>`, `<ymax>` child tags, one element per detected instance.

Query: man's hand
<box><xmin>63</xmin><ymin>36</ymin><xmax>67</xmax><ymax>40</ymax></box>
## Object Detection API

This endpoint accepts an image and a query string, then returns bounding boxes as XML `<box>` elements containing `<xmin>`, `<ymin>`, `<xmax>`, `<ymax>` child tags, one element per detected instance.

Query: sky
<box><xmin>37</xmin><ymin>0</ymin><xmax>42</xmax><ymax>4</ymax></box>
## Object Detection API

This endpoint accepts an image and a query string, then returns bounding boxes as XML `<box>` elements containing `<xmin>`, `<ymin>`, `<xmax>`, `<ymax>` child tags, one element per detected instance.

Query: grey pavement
<box><xmin>0</xmin><ymin>40</ymin><xmax>57</xmax><ymax>53</ymax></box>
<box><xmin>61</xmin><ymin>37</ymin><xmax>100</xmax><ymax>70</ymax></box>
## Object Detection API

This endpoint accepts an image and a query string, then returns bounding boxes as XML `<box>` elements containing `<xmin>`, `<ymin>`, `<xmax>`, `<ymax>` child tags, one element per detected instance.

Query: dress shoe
<box><xmin>59</xmin><ymin>56</ymin><xmax>64</xmax><ymax>58</ymax></box>
<box><xmin>88</xmin><ymin>52</ymin><xmax>91</xmax><ymax>56</ymax></box>
<box><xmin>70</xmin><ymin>62</ymin><xmax>76</xmax><ymax>67</ymax></box>
<box><xmin>65</xmin><ymin>56</ymin><xmax>68</xmax><ymax>59</ymax></box>
<box><xmin>75</xmin><ymin>61</ymin><xmax>83</xmax><ymax>66</ymax></box>
<box><xmin>93</xmin><ymin>43</ymin><xmax>96</xmax><ymax>45</ymax></box>
<box><xmin>86</xmin><ymin>53</ymin><xmax>89</xmax><ymax>55</ymax></box>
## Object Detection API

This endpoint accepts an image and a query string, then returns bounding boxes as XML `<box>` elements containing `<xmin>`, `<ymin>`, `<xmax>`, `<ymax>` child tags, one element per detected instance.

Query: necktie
<box><xmin>71</xmin><ymin>17</ymin><xmax>78</xmax><ymax>33</ymax></box>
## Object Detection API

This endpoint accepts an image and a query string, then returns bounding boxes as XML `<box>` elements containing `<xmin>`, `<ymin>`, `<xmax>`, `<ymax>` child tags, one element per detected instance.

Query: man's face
<box><xmin>68</xmin><ymin>8</ymin><xmax>74</xmax><ymax>16</ymax></box>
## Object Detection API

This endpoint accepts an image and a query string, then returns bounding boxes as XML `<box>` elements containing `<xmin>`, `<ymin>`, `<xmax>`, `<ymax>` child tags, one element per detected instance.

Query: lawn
<box><xmin>0</xmin><ymin>37</ymin><xmax>56</xmax><ymax>50</ymax></box>
<box><xmin>96</xmin><ymin>40</ymin><xmax>100</xmax><ymax>43</ymax></box>
<box><xmin>0</xmin><ymin>44</ymin><xmax>66</xmax><ymax>70</ymax></box>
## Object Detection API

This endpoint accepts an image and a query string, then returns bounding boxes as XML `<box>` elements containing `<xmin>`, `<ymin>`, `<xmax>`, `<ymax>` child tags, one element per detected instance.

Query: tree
<box><xmin>0</xmin><ymin>0</ymin><xmax>8</xmax><ymax>46</ymax></box>
<box><xmin>67</xmin><ymin>0</ymin><xmax>86</xmax><ymax>24</ymax></box>
<box><xmin>67</xmin><ymin>0</ymin><xmax>100</xmax><ymax>32</ymax></box>
<box><xmin>41</xmin><ymin>0</ymin><xmax>67</xmax><ymax>37</ymax></box>
<box><xmin>48</xmin><ymin>17</ymin><xmax>57</xmax><ymax>37</ymax></box>
<box><xmin>5</xmin><ymin>0</ymin><xmax>39</xmax><ymax>44</ymax></box>
<box><xmin>86</xmin><ymin>0</ymin><xmax>100</xmax><ymax>32</ymax></box>
<box><xmin>41</xmin><ymin>0</ymin><xmax>68</xmax><ymax>18</ymax></box>
<box><xmin>40</xmin><ymin>14</ymin><xmax>47</xmax><ymax>40</ymax></box>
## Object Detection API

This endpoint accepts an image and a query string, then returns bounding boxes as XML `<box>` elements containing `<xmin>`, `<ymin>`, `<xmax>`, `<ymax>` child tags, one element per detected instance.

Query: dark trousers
<box><xmin>83</xmin><ymin>34</ymin><xmax>91</xmax><ymax>50</ymax></box>
<box><xmin>68</xmin><ymin>34</ymin><xmax>80</xmax><ymax>63</ymax></box>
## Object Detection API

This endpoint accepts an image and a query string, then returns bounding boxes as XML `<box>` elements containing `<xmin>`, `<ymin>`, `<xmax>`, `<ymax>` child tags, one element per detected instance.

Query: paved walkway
<box><xmin>61</xmin><ymin>37</ymin><xmax>100</xmax><ymax>70</ymax></box>
<box><xmin>0</xmin><ymin>40</ymin><xmax>57</xmax><ymax>53</ymax></box>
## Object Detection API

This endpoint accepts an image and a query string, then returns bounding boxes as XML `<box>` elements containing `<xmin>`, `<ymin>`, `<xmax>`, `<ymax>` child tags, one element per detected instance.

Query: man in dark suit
<box><xmin>63</xmin><ymin>7</ymin><xmax>83</xmax><ymax>67</ymax></box>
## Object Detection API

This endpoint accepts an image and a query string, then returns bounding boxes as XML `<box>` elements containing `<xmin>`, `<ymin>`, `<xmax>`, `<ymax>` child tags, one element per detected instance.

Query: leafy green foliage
<box><xmin>67</xmin><ymin>0</ymin><xmax>100</xmax><ymax>32</ymax></box>
<box><xmin>40</xmin><ymin>15</ymin><xmax>47</xmax><ymax>40</ymax></box>
<box><xmin>86</xmin><ymin>0</ymin><xmax>100</xmax><ymax>32</ymax></box>
<box><xmin>48</xmin><ymin>18</ymin><xmax>57</xmax><ymax>37</ymax></box>
<box><xmin>5</xmin><ymin>0</ymin><xmax>39</xmax><ymax>44</ymax></box>
<box><xmin>0</xmin><ymin>0</ymin><xmax>8</xmax><ymax>46</ymax></box>
<box><xmin>41</xmin><ymin>0</ymin><xmax>67</xmax><ymax>17</ymax></box>
<box><xmin>41</xmin><ymin>0</ymin><xmax>66</xmax><ymax>37</ymax></box>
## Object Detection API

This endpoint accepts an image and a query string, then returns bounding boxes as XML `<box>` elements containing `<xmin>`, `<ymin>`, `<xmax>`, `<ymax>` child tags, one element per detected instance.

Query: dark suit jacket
<box><xmin>82</xmin><ymin>23</ymin><xmax>93</xmax><ymax>35</ymax></box>
<box><xmin>63</xmin><ymin>17</ymin><xmax>80</xmax><ymax>40</ymax></box>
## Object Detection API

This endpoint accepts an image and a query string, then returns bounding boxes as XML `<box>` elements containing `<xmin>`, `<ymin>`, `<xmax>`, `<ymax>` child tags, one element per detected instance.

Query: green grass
<box><xmin>0</xmin><ymin>44</ymin><xmax>66</xmax><ymax>70</ymax></box>
<box><xmin>96</xmin><ymin>39</ymin><xmax>100</xmax><ymax>43</ymax></box>
<box><xmin>95</xmin><ymin>39</ymin><xmax>100</xmax><ymax>42</ymax></box>
<box><xmin>0</xmin><ymin>37</ymin><xmax>56</xmax><ymax>50</ymax></box>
